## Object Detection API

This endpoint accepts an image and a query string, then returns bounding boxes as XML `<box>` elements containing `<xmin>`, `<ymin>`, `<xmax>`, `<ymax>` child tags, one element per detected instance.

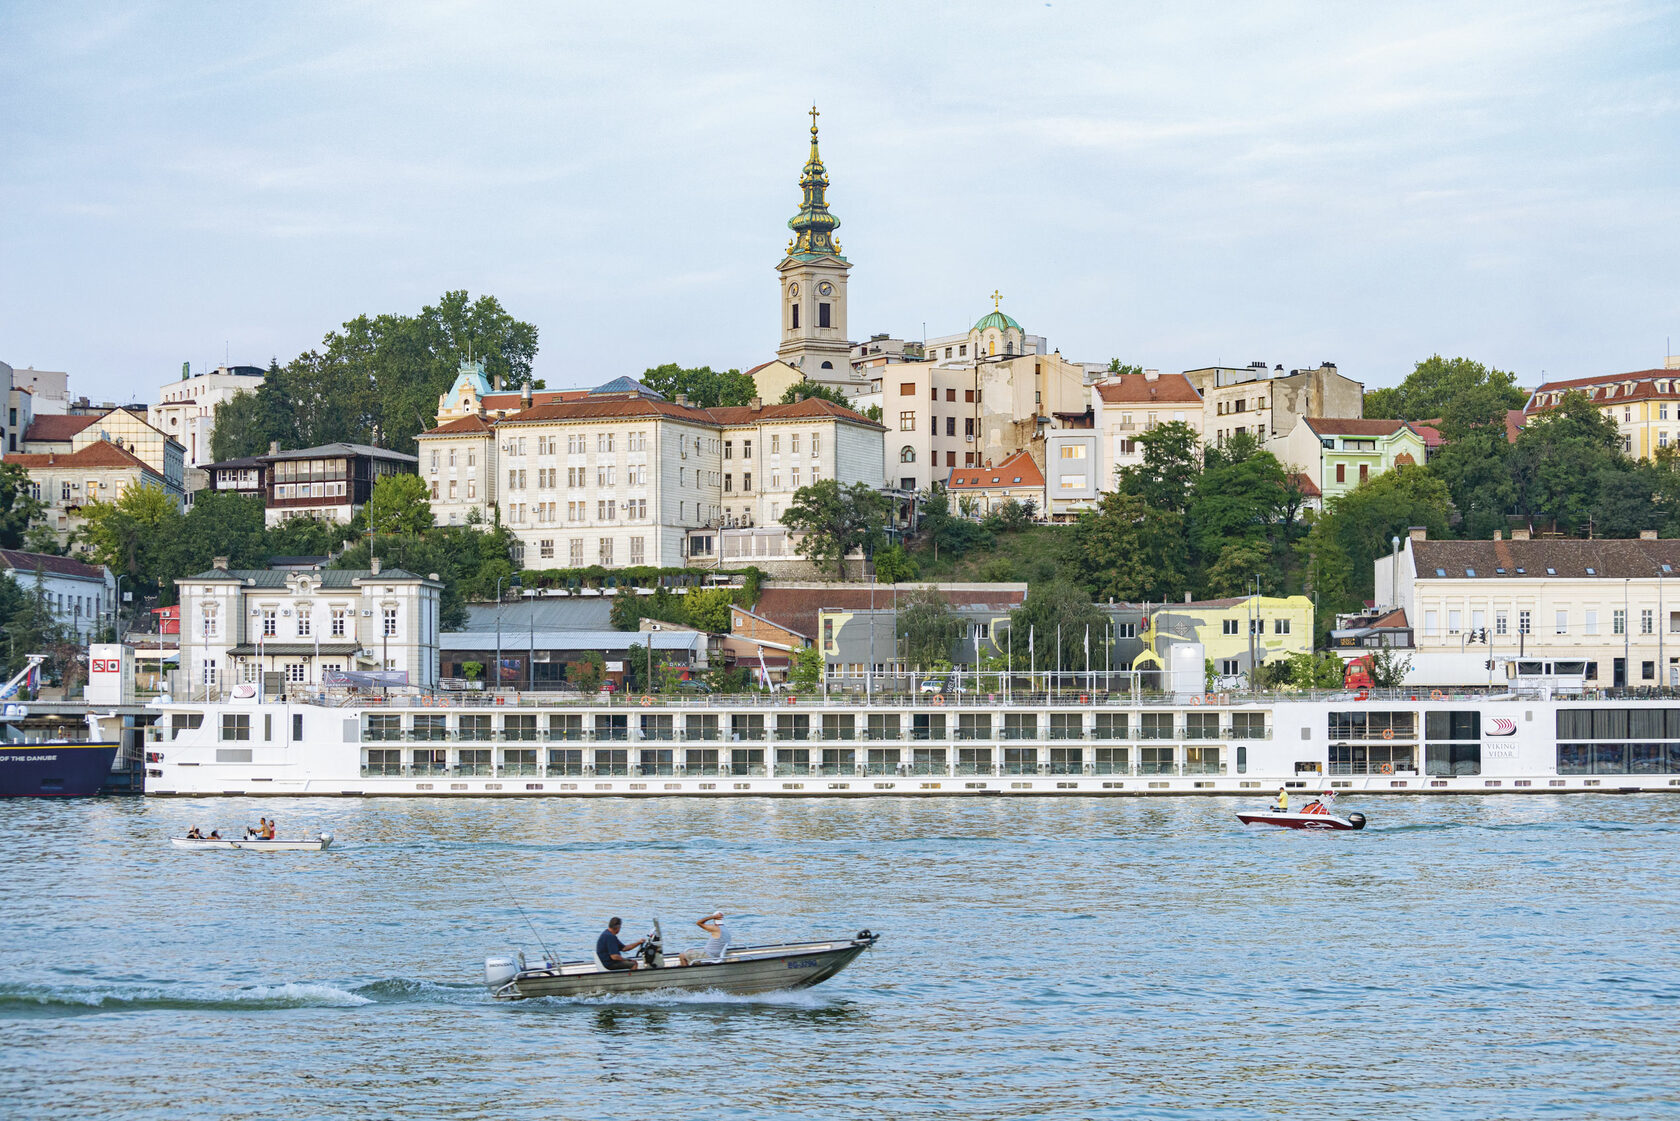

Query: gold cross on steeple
<box><xmin>809</xmin><ymin>104</ymin><xmax>820</xmax><ymax>134</ymax></box>
<box><xmin>991</xmin><ymin>289</ymin><xmax>1002</xmax><ymax>309</ymax></box>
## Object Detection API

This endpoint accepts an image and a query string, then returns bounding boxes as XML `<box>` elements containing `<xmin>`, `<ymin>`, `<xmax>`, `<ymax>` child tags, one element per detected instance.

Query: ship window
<box><xmin>221</xmin><ymin>714</ymin><xmax>251</xmax><ymax>741</ymax></box>
<box><xmin>1586</xmin><ymin>567</ymin><xmax>1596</xmax><ymax>575</ymax></box>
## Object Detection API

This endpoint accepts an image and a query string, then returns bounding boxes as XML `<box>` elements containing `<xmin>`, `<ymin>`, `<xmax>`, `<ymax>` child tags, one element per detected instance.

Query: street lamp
<box><xmin>112</xmin><ymin>574</ymin><xmax>126</xmax><ymax>642</ymax></box>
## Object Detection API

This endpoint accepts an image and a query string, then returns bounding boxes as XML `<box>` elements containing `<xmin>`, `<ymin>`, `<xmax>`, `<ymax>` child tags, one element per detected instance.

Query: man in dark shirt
<box><xmin>595</xmin><ymin>917</ymin><xmax>644</xmax><ymax>971</ymax></box>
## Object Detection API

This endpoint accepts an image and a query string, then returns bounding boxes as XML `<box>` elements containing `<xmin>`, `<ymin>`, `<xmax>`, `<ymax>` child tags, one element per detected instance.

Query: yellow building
<box><xmin>1131</xmin><ymin>595</ymin><xmax>1315</xmax><ymax>681</ymax></box>
<box><xmin>1524</xmin><ymin>360</ymin><xmax>1680</xmax><ymax>460</ymax></box>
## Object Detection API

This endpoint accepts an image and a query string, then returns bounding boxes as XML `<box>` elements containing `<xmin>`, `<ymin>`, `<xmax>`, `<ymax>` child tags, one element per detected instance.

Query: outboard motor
<box><xmin>485</xmin><ymin>956</ymin><xmax>519</xmax><ymax>989</ymax></box>
<box><xmin>1347</xmin><ymin>812</ymin><xmax>1367</xmax><ymax>831</ymax></box>
<box><xmin>641</xmin><ymin>919</ymin><xmax>665</xmax><ymax>968</ymax></box>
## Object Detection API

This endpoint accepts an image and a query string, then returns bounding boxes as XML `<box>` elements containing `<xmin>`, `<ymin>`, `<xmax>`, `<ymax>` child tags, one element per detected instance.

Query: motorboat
<box><xmin>485</xmin><ymin>920</ymin><xmax>879</xmax><ymax>1000</ymax></box>
<box><xmin>171</xmin><ymin>832</ymin><xmax>335</xmax><ymax>852</ymax></box>
<box><xmin>1237</xmin><ymin>807</ymin><xmax>1366</xmax><ymax>831</ymax></box>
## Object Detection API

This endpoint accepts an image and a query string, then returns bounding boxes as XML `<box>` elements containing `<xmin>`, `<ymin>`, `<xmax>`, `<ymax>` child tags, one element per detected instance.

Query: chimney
<box><xmin>1184</xmin><ymin>592</ymin><xmax>1192</xmax><ymax>603</ymax></box>
<box><xmin>268</xmin><ymin>440</ymin><xmax>279</xmax><ymax>455</ymax></box>
<box><xmin>1511</xmin><ymin>527</ymin><xmax>1531</xmax><ymax>541</ymax></box>
<box><xmin>676</xmin><ymin>393</ymin><xmax>690</xmax><ymax>407</ymax></box>
<box><xmin>212</xmin><ymin>556</ymin><xmax>228</xmax><ymax>570</ymax></box>
<box><xmin>370</xmin><ymin>556</ymin><xmax>381</xmax><ymax>575</ymax></box>
<box><xmin>750</xmin><ymin>397</ymin><xmax>763</xmax><ymax>412</ymax></box>
<box><xmin>521</xmin><ymin>381</ymin><xmax>532</xmax><ymax>407</ymax></box>
<box><xmin>1492</xmin><ymin>530</ymin><xmax>1502</xmax><ymax>541</ymax></box>
<box><xmin>493</xmin><ymin>374</ymin><xmax>503</xmax><ymax>391</ymax></box>
<box><xmin>1408</xmin><ymin>526</ymin><xmax>1428</xmax><ymax>543</ymax></box>
<box><xmin>1640</xmin><ymin>529</ymin><xmax>1659</xmax><ymax>540</ymax></box>
<box><xmin>1144</xmin><ymin>369</ymin><xmax>1159</xmax><ymax>381</ymax></box>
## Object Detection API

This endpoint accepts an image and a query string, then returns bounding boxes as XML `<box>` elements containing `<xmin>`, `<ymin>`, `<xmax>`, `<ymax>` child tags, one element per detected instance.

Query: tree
<box><xmin>1187</xmin><ymin>434</ymin><xmax>1293</xmax><ymax>585</ymax></box>
<box><xmin>1068</xmin><ymin>490</ymin><xmax>1186</xmax><ymax>602</ymax></box>
<box><xmin>1364</xmin><ymin>355</ymin><xmax>1525</xmax><ymax>422</ymax></box>
<box><xmin>0</xmin><ymin>462</ymin><xmax>44</xmax><ymax>549</ymax></box>
<box><xmin>77</xmin><ymin>484</ymin><xmax>184</xmax><ymax>598</ymax></box>
<box><xmin>1000</xmin><ymin>581</ymin><xmax>1107</xmax><ymax>672</ymax></box>
<box><xmin>266</xmin><ymin>514</ymin><xmax>340</xmax><ymax>558</ymax></box>
<box><xmin>639</xmin><ymin>364</ymin><xmax>757</xmax><ymax>408</ymax></box>
<box><xmin>789</xmin><ymin>644</ymin><xmax>824</xmax><ymax>692</ymax></box>
<box><xmin>1304</xmin><ymin>464</ymin><xmax>1453</xmax><ymax>629</ymax></box>
<box><xmin>1107</xmin><ymin>359</ymin><xmax>1145</xmax><ymax>377</ymax></box>
<box><xmin>1426</xmin><ymin>381</ymin><xmax>1519</xmax><ymax>539</ymax></box>
<box><xmin>779</xmin><ymin>381</ymin><xmax>852</xmax><ymax>407</ymax></box>
<box><xmin>1368</xmin><ymin>648</ymin><xmax>1413</xmax><ymax>689</ymax></box>
<box><xmin>916</xmin><ymin>484</ymin><xmax>990</xmax><ymax>562</ymax></box>
<box><xmin>1510</xmin><ymin>390</ymin><xmax>1632</xmax><ymax>533</ymax></box>
<box><xmin>1202</xmin><ymin>538</ymin><xmax>1275</xmax><ymax>598</ymax></box>
<box><xmin>168</xmin><ymin>491</ymin><xmax>268</xmax><ymax>578</ymax></box>
<box><xmin>567</xmin><ymin>650</ymin><xmax>605</xmax><ymax>692</ymax></box>
<box><xmin>364</xmin><ymin>474</ymin><xmax>435</xmax><ymax>537</ymax></box>
<box><xmin>898</xmin><ymin>587</ymin><xmax>962</xmax><ymax>670</ymax></box>
<box><xmin>780</xmin><ymin>479</ymin><xmax>887</xmax><ymax>576</ymax></box>
<box><xmin>1118</xmin><ymin>421</ymin><xmax>1199</xmax><ymax>513</ymax></box>
<box><xmin>982</xmin><ymin>498</ymin><xmax>1037</xmax><ymax>533</ymax></box>
<box><xmin>683</xmin><ymin>587</ymin><xmax>735</xmax><ymax>634</ymax></box>
<box><xmin>872</xmin><ymin>543</ymin><xmax>917</xmax><ymax>583</ymax></box>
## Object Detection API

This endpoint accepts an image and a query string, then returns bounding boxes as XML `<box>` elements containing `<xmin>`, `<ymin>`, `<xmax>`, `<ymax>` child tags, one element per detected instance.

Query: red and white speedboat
<box><xmin>1238</xmin><ymin>803</ymin><xmax>1366</xmax><ymax>830</ymax></box>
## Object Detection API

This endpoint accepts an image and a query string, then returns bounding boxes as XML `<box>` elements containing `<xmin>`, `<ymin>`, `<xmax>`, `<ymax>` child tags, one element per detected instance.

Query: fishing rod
<box><xmin>488</xmin><ymin>864</ymin><xmax>555</xmax><ymax>964</ymax></box>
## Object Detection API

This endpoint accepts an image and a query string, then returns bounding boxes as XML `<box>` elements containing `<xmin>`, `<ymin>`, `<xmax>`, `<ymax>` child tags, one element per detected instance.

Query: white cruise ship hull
<box><xmin>142</xmin><ymin>692</ymin><xmax>1680</xmax><ymax>798</ymax></box>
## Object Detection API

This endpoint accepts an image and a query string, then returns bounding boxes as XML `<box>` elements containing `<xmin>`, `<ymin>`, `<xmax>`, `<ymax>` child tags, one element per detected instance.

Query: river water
<box><xmin>2</xmin><ymin>794</ymin><xmax>1678</xmax><ymax>1120</ymax></box>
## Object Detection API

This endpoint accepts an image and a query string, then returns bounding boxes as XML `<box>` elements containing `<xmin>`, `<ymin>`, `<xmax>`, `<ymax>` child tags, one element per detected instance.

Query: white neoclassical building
<box><xmin>149</xmin><ymin>364</ymin><xmax>266</xmax><ymax>473</ymax></box>
<box><xmin>175</xmin><ymin>557</ymin><xmax>442</xmax><ymax>696</ymax></box>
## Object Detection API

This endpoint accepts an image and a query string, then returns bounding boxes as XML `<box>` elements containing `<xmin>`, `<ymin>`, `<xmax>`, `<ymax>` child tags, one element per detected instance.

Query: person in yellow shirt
<box><xmin>1272</xmin><ymin>787</ymin><xmax>1289</xmax><ymax>813</ymax></box>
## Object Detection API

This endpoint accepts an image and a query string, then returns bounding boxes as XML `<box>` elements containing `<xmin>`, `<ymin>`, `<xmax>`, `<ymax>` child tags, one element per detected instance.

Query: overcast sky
<box><xmin>3</xmin><ymin>1</ymin><xmax>1676</xmax><ymax>404</ymax></box>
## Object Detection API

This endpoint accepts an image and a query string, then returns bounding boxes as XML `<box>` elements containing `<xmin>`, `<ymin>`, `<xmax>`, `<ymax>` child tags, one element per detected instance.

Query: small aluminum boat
<box><xmin>1237</xmin><ymin>809</ymin><xmax>1366</xmax><ymax>831</ymax></box>
<box><xmin>486</xmin><ymin>923</ymin><xmax>879</xmax><ymax>1000</ymax></box>
<box><xmin>171</xmin><ymin>832</ymin><xmax>334</xmax><ymax>852</ymax></box>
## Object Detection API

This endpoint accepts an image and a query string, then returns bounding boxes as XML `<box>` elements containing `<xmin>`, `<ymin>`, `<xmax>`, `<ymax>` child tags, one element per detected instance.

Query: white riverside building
<box><xmin>144</xmin><ymin>686</ymin><xmax>1680</xmax><ymax>798</ymax></box>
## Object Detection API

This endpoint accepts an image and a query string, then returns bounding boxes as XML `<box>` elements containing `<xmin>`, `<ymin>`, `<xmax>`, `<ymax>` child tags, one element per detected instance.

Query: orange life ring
<box><xmin>1204</xmin><ymin>693</ymin><xmax>1216</xmax><ymax>705</ymax></box>
<box><xmin>1430</xmin><ymin>690</ymin><xmax>1444</xmax><ymax>700</ymax></box>
<box><xmin>1190</xmin><ymin>696</ymin><xmax>1202</xmax><ymax>705</ymax></box>
<box><xmin>1355</xmin><ymin>690</ymin><xmax>1370</xmax><ymax>701</ymax></box>
<box><xmin>1379</xmin><ymin>762</ymin><xmax>1394</xmax><ymax>774</ymax></box>
<box><xmin>640</xmin><ymin>695</ymin><xmax>653</xmax><ymax>707</ymax></box>
<box><xmin>933</xmin><ymin>694</ymin><xmax>946</xmax><ymax>706</ymax></box>
<box><xmin>1382</xmin><ymin>728</ymin><xmax>1394</xmax><ymax>740</ymax></box>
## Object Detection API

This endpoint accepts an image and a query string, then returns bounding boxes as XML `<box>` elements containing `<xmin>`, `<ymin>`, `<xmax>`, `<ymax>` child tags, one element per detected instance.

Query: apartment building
<box><xmin>2</xmin><ymin>441</ymin><xmax>173</xmax><ymax>545</ymax></box>
<box><xmin>1374</xmin><ymin>527</ymin><xmax>1680</xmax><ymax>688</ymax></box>
<box><xmin>175</xmin><ymin>556</ymin><xmax>441</xmax><ymax>695</ymax></box>
<box><xmin>149</xmin><ymin>364</ymin><xmax>265</xmax><ymax>473</ymax></box>
<box><xmin>1090</xmin><ymin>371</ymin><xmax>1204</xmax><ymax>484</ymax></box>
<box><xmin>1185</xmin><ymin>361</ymin><xmax>1363</xmax><ymax>445</ymax></box>
<box><xmin>1268</xmin><ymin>417</ymin><xmax>1435</xmax><ymax>501</ymax></box>
<box><xmin>1523</xmin><ymin>358</ymin><xmax>1680</xmax><ymax>459</ymax></box>
<box><xmin>260</xmin><ymin>443</ymin><xmax>418</xmax><ymax>528</ymax></box>
<box><xmin>946</xmin><ymin>451</ymin><xmax>1045</xmax><ymax>518</ymax></box>
<box><xmin>416</xmin><ymin>386</ymin><xmax>886</xmax><ymax>570</ymax></box>
<box><xmin>0</xmin><ymin>549</ymin><xmax>116</xmax><ymax>641</ymax></box>
<box><xmin>2</xmin><ymin>360</ymin><xmax>34</xmax><ymax>455</ymax></box>
<box><xmin>22</xmin><ymin>409</ymin><xmax>185</xmax><ymax>495</ymax></box>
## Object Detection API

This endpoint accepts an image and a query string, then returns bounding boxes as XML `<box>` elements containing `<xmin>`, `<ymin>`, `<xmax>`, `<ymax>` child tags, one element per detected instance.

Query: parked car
<box><xmin>919</xmin><ymin>677</ymin><xmax>947</xmax><ymax>694</ymax></box>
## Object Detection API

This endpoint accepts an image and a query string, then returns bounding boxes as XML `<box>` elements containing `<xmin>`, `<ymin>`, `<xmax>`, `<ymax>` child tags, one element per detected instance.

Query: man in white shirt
<box><xmin>680</xmin><ymin>911</ymin><xmax>732</xmax><ymax>965</ymax></box>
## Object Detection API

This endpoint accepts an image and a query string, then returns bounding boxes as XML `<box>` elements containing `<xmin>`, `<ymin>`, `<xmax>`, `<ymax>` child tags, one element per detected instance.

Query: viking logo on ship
<box><xmin>1486</xmin><ymin>718</ymin><xmax>1517</xmax><ymax>736</ymax></box>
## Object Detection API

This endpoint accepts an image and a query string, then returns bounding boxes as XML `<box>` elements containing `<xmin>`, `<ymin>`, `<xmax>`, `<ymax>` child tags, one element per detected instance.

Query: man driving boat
<box><xmin>596</xmin><ymin>917</ymin><xmax>645</xmax><ymax>971</ymax></box>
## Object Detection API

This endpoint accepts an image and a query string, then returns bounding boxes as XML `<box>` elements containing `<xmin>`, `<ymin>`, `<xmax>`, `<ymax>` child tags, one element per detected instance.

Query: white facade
<box><xmin>6</xmin><ymin>366</ymin><xmax>69</xmax><ymax>415</ymax></box>
<box><xmin>150</xmin><ymin>364</ymin><xmax>265</xmax><ymax>470</ymax></box>
<box><xmin>0</xmin><ymin>549</ymin><xmax>116</xmax><ymax>641</ymax></box>
<box><xmin>175</xmin><ymin>559</ymin><xmax>442</xmax><ymax>697</ymax></box>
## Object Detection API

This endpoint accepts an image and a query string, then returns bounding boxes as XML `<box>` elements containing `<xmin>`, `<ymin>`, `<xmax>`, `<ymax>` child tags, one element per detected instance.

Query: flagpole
<box><xmin>1029</xmin><ymin>625</ymin><xmax>1035</xmax><ymax>697</ymax></box>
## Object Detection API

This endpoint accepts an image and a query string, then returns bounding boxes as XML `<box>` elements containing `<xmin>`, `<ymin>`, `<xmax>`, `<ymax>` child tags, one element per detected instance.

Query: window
<box><xmin>1274</xmin><ymin>619</ymin><xmax>1290</xmax><ymax>635</ymax></box>
<box><xmin>569</xmin><ymin>539</ymin><xmax>583</xmax><ymax>565</ymax></box>
<box><xmin>1335</xmin><ymin>463</ymin><xmax>1345</xmax><ymax>483</ymax></box>
<box><xmin>724</xmin><ymin>441</ymin><xmax>733</xmax><ymax>459</ymax></box>
<box><xmin>818</xmin><ymin>302</ymin><xmax>831</xmax><ymax>328</ymax></box>
<box><xmin>297</xmin><ymin>608</ymin><xmax>311</xmax><ymax>637</ymax></box>
<box><xmin>1222</xmin><ymin>618</ymin><xmax>1239</xmax><ymax>635</ymax></box>
<box><xmin>742</xmin><ymin>439</ymin><xmax>752</xmax><ymax>459</ymax></box>
<box><xmin>383</xmin><ymin>607</ymin><xmax>398</xmax><ymax>637</ymax></box>
<box><xmin>262</xmin><ymin>609</ymin><xmax>277</xmax><ymax>637</ymax></box>
<box><xmin>330</xmin><ymin>609</ymin><xmax>346</xmax><ymax>637</ymax></box>
<box><xmin>1518</xmin><ymin>610</ymin><xmax>1531</xmax><ymax>635</ymax></box>
<box><xmin>199</xmin><ymin>604</ymin><xmax>218</xmax><ymax>638</ymax></box>
<box><xmin>1555</xmin><ymin>610</ymin><xmax>1568</xmax><ymax>635</ymax></box>
<box><xmin>1424</xmin><ymin>611</ymin><xmax>1438</xmax><ymax>636</ymax></box>
<box><xmin>1496</xmin><ymin>610</ymin><xmax>1508</xmax><ymax>636</ymax></box>
<box><xmin>1614</xmin><ymin>609</ymin><xmax>1627</xmax><ymax>635</ymax></box>
<box><xmin>900</xmin><ymin>382</ymin><xmax>915</xmax><ymax>396</ymax></box>
<box><xmin>1447</xmin><ymin>610</ymin><xmax>1461</xmax><ymax>634</ymax></box>
<box><xmin>900</xmin><ymin>412</ymin><xmax>915</xmax><ymax>431</ymax></box>
<box><xmin>811</xmin><ymin>433</ymin><xmax>820</xmax><ymax>457</ymax></box>
<box><xmin>630</xmin><ymin>537</ymin><xmax>644</xmax><ymax>565</ymax></box>
<box><xmin>790</xmin><ymin>303</ymin><xmax>799</xmax><ymax>328</ymax></box>
<box><xmin>790</xmin><ymin>434</ymin><xmax>801</xmax><ymax>453</ymax></box>
<box><xmin>286</xmin><ymin>663</ymin><xmax>306</xmax><ymax>684</ymax></box>
<box><xmin>1059</xmin><ymin>445</ymin><xmax>1087</xmax><ymax>459</ymax></box>
<box><xmin>221</xmin><ymin>714</ymin><xmax>250</xmax><ymax>741</ymax></box>
<box><xmin>1586</xmin><ymin>610</ymin><xmax>1599</xmax><ymax>636</ymax></box>
<box><xmin>600</xmin><ymin>538</ymin><xmax>614</xmax><ymax>565</ymax></box>
<box><xmin>946</xmin><ymin>417</ymin><xmax>956</xmax><ymax>436</ymax></box>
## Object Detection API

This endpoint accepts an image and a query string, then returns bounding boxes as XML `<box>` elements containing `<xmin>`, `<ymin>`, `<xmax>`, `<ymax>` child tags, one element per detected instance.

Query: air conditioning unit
<box><xmin>965</xmin><ymin>435</ymin><xmax>974</xmax><ymax>442</ymax></box>
<box><xmin>361</xmin><ymin>609</ymin><xmax>374</xmax><ymax>617</ymax></box>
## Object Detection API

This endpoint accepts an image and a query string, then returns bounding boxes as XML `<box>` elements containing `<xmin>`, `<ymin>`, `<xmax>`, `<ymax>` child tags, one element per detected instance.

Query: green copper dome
<box><xmin>973</xmin><ymin>310</ymin><xmax>1021</xmax><ymax>332</ymax></box>
<box><xmin>786</xmin><ymin>106</ymin><xmax>845</xmax><ymax>261</ymax></box>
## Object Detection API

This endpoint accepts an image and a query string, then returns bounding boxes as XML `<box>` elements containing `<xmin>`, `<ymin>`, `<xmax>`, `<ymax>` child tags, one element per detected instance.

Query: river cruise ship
<box><xmin>144</xmin><ymin>685</ymin><xmax>1680</xmax><ymax>797</ymax></box>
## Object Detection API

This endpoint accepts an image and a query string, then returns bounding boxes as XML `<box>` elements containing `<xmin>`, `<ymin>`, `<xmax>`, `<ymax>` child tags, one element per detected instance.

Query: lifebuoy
<box><xmin>640</xmin><ymin>695</ymin><xmax>653</xmax><ymax>707</ymax></box>
<box><xmin>1190</xmin><ymin>695</ymin><xmax>1202</xmax><ymax>705</ymax></box>
<box><xmin>1204</xmin><ymin>694</ymin><xmax>1216</xmax><ymax>705</ymax></box>
<box><xmin>1355</xmin><ymin>690</ymin><xmax>1369</xmax><ymax>701</ymax></box>
<box><xmin>1379</xmin><ymin>762</ymin><xmax>1394</xmax><ymax>774</ymax></box>
<box><xmin>933</xmin><ymin>694</ymin><xmax>946</xmax><ymax>706</ymax></box>
<box><xmin>1430</xmin><ymin>690</ymin><xmax>1444</xmax><ymax>700</ymax></box>
<box><xmin>1382</xmin><ymin>728</ymin><xmax>1394</xmax><ymax>740</ymax></box>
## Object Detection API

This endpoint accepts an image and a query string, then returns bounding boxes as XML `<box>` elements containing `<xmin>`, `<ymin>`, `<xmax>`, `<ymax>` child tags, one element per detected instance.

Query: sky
<box><xmin>2</xmin><ymin>0</ymin><xmax>1677</xmax><ymax>405</ymax></box>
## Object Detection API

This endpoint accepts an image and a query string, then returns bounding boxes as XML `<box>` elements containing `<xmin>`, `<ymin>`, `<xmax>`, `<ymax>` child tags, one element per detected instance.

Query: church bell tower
<box><xmin>776</xmin><ymin>106</ymin><xmax>853</xmax><ymax>380</ymax></box>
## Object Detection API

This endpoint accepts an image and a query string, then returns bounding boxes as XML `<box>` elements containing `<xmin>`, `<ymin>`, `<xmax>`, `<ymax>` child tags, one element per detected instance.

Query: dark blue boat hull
<box><xmin>0</xmin><ymin>743</ymin><xmax>122</xmax><ymax>797</ymax></box>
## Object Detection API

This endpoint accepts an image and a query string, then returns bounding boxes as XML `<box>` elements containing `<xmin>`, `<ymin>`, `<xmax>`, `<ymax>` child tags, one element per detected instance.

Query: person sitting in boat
<box><xmin>680</xmin><ymin>911</ymin><xmax>732</xmax><ymax>965</ymax></box>
<box><xmin>1271</xmin><ymin>787</ymin><xmax>1289</xmax><ymax>813</ymax></box>
<box><xmin>186</xmin><ymin>827</ymin><xmax>203</xmax><ymax>839</ymax></box>
<box><xmin>1300</xmin><ymin>791</ymin><xmax>1335</xmax><ymax>814</ymax></box>
<box><xmin>595</xmin><ymin>917</ymin><xmax>645</xmax><ymax>972</ymax></box>
<box><xmin>245</xmin><ymin>817</ymin><xmax>267</xmax><ymax>839</ymax></box>
<box><xmin>207</xmin><ymin>830</ymin><xmax>221</xmax><ymax>839</ymax></box>
<box><xmin>261</xmin><ymin>819</ymin><xmax>276</xmax><ymax>840</ymax></box>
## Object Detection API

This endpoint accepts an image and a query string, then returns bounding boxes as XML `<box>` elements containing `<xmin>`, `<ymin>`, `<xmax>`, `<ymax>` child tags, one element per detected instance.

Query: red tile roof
<box><xmin>481</xmin><ymin>389</ymin><xmax>591</xmax><ymax>411</ymax></box>
<box><xmin>1303</xmin><ymin>417</ymin><xmax>1410</xmax><ymax>437</ymax></box>
<box><xmin>1096</xmin><ymin>373</ymin><xmax>1202</xmax><ymax>405</ymax></box>
<box><xmin>1525</xmin><ymin>369</ymin><xmax>1680</xmax><ymax>413</ymax></box>
<box><xmin>490</xmin><ymin>396</ymin><xmax>882</xmax><ymax>429</ymax></box>
<box><xmin>418</xmin><ymin>415</ymin><xmax>495</xmax><ymax>436</ymax></box>
<box><xmin>4</xmin><ymin>442</ymin><xmax>157</xmax><ymax>471</ymax></box>
<box><xmin>23</xmin><ymin>414</ymin><xmax>100</xmax><ymax>442</ymax></box>
<box><xmin>948</xmin><ymin>450</ymin><xmax>1044</xmax><ymax>490</ymax></box>
<box><xmin>707</xmin><ymin>397</ymin><xmax>881</xmax><ymax>428</ymax></box>
<box><xmin>1290</xmin><ymin>472</ymin><xmax>1321</xmax><ymax>497</ymax></box>
<box><xmin>0</xmin><ymin>549</ymin><xmax>108</xmax><ymax>580</ymax></box>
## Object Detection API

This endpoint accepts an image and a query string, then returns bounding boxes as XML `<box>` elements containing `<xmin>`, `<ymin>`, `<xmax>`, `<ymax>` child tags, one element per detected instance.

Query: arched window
<box><xmin>820</xmin><ymin>361</ymin><xmax>833</xmax><ymax>369</ymax></box>
<box><xmin>900</xmin><ymin>446</ymin><xmax>916</xmax><ymax>463</ymax></box>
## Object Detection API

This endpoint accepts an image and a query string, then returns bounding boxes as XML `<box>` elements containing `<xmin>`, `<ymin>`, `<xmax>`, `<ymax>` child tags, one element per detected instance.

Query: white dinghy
<box><xmin>171</xmin><ymin>832</ymin><xmax>334</xmax><ymax>852</ymax></box>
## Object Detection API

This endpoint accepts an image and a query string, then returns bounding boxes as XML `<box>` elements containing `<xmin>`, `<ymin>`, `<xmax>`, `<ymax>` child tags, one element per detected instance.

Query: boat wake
<box><xmin>536</xmin><ymin>987</ymin><xmax>838</xmax><ymax>1010</ymax></box>
<box><xmin>0</xmin><ymin>980</ymin><xmax>376</xmax><ymax>1016</ymax></box>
